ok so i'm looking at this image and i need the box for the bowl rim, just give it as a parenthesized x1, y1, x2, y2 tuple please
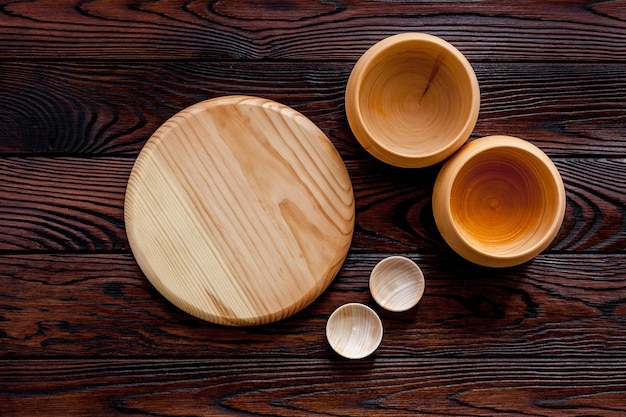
(345, 32, 481, 168)
(432, 135, 566, 267)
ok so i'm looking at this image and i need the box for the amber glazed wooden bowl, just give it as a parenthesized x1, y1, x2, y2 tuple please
(432, 136, 566, 268)
(345, 33, 480, 168)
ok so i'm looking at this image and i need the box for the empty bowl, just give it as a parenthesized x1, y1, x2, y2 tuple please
(345, 32, 480, 168)
(370, 256, 425, 312)
(432, 135, 566, 267)
(326, 303, 383, 359)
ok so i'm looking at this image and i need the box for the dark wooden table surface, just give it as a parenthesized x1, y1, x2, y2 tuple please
(2, 1, 626, 415)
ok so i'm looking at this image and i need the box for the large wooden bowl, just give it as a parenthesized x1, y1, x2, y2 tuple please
(432, 136, 566, 268)
(345, 33, 480, 168)
(124, 96, 355, 326)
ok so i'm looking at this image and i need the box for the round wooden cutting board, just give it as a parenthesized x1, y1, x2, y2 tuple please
(124, 96, 355, 326)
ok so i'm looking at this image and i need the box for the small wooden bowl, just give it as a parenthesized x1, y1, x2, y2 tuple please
(326, 303, 383, 359)
(345, 32, 480, 168)
(370, 256, 425, 312)
(432, 135, 566, 268)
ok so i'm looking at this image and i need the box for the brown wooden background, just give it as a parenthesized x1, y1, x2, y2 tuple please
(2, 0, 626, 415)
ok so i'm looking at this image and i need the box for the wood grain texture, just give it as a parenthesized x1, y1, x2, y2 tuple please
(0, 0, 625, 61)
(1, 253, 625, 358)
(2, 1, 626, 415)
(1, 156, 626, 254)
(0, 157, 129, 251)
(1, 62, 624, 156)
(2, 357, 626, 416)
(124, 96, 354, 325)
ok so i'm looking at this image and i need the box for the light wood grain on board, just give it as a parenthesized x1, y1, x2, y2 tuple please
(124, 96, 354, 326)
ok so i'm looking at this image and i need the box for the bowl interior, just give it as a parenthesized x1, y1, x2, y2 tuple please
(370, 256, 425, 312)
(358, 38, 476, 158)
(326, 303, 383, 359)
(449, 146, 562, 258)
